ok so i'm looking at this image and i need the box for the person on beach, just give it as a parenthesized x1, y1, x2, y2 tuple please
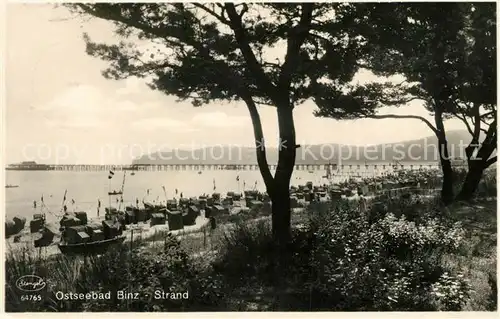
(63, 205, 67, 213)
(210, 216, 216, 230)
(136, 198, 139, 207)
(33, 200, 37, 209)
(359, 192, 368, 217)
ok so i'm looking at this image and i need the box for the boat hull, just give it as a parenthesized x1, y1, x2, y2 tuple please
(58, 236, 126, 255)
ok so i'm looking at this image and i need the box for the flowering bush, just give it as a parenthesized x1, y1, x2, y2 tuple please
(430, 272, 470, 310)
(301, 205, 469, 310)
(369, 194, 443, 224)
(378, 214, 465, 252)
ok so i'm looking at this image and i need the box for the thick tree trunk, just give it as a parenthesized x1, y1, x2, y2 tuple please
(434, 110, 454, 205)
(456, 163, 484, 201)
(457, 128, 496, 201)
(271, 184, 292, 244)
(439, 145, 455, 205)
(271, 104, 296, 245)
(242, 96, 296, 245)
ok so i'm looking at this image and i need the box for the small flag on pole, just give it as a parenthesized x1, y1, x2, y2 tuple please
(108, 170, 115, 179)
(162, 186, 167, 199)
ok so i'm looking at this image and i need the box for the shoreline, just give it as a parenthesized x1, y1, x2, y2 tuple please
(5, 185, 439, 258)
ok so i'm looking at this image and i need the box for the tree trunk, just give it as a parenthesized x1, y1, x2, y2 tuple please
(456, 162, 484, 201)
(434, 110, 454, 205)
(242, 96, 296, 245)
(457, 128, 496, 201)
(439, 146, 455, 205)
(271, 104, 296, 245)
(271, 183, 292, 245)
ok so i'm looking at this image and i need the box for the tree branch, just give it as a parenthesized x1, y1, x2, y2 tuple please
(192, 3, 229, 25)
(278, 3, 314, 91)
(365, 114, 438, 135)
(224, 3, 277, 101)
(485, 156, 497, 168)
(453, 111, 474, 137)
(240, 95, 275, 191)
(481, 110, 496, 119)
(471, 102, 481, 141)
(483, 120, 497, 147)
(378, 96, 424, 105)
(76, 4, 212, 59)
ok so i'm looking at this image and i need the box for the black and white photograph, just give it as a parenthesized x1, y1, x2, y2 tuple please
(3, 1, 498, 312)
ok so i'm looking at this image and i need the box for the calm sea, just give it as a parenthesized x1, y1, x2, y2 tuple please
(5, 163, 437, 223)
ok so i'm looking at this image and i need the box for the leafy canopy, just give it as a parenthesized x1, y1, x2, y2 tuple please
(313, 2, 496, 124)
(68, 3, 371, 108)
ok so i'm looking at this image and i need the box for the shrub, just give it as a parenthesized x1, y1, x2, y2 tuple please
(369, 193, 442, 224)
(487, 272, 498, 311)
(5, 235, 228, 312)
(5, 249, 68, 312)
(304, 208, 468, 311)
(72, 234, 227, 311)
(211, 198, 470, 311)
(482, 168, 497, 197)
(430, 272, 470, 311)
(453, 167, 497, 199)
(213, 220, 274, 283)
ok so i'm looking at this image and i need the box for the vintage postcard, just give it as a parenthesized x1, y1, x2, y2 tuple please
(2, 1, 497, 313)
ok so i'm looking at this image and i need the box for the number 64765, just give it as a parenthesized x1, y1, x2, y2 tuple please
(21, 294, 41, 302)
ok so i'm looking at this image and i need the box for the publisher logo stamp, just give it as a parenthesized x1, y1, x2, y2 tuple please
(15, 275, 46, 292)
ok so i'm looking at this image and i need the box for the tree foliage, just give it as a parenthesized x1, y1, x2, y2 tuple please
(314, 2, 496, 148)
(69, 3, 369, 108)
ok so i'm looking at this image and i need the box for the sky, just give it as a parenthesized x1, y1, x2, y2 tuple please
(5, 3, 466, 165)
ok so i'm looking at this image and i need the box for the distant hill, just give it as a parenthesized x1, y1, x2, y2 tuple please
(133, 130, 477, 165)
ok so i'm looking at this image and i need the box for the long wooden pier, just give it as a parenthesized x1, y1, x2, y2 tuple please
(44, 163, 440, 172)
